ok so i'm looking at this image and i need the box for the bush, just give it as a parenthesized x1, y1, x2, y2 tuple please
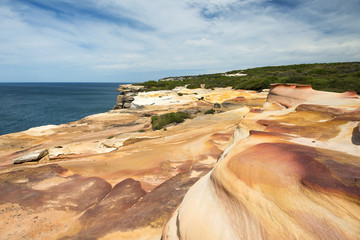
(135, 62, 360, 94)
(177, 93, 183, 96)
(151, 111, 190, 130)
(205, 109, 215, 114)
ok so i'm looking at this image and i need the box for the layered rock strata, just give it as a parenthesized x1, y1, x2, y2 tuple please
(1, 84, 359, 239)
(162, 84, 360, 240)
(0, 87, 266, 239)
(113, 84, 143, 109)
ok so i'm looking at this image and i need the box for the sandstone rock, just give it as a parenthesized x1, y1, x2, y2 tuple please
(162, 84, 360, 240)
(3, 84, 358, 240)
(267, 83, 359, 108)
(352, 123, 360, 145)
(124, 96, 135, 102)
(116, 84, 144, 93)
(116, 95, 125, 104)
(113, 104, 122, 110)
(13, 149, 49, 164)
(123, 102, 132, 108)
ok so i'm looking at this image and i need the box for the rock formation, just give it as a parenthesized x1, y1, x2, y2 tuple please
(162, 84, 360, 240)
(113, 84, 144, 109)
(0, 87, 266, 239)
(12, 149, 49, 164)
(0, 84, 359, 240)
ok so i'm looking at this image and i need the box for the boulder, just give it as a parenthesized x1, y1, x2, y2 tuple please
(123, 102, 132, 108)
(214, 103, 221, 108)
(13, 149, 49, 164)
(124, 96, 135, 102)
(352, 123, 360, 145)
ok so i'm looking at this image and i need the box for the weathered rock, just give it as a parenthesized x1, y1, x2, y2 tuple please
(214, 103, 221, 108)
(13, 149, 49, 164)
(124, 96, 135, 102)
(116, 95, 125, 104)
(163, 84, 360, 240)
(2, 84, 359, 240)
(116, 84, 144, 93)
(114, 91, 136, 109)
(352, 123, 360, 145)
(123, 102, 132, 108)
(113, 104, 122, 109)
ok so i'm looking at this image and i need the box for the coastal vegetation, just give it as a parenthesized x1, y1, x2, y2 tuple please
(204, 109, 215, 114)
(134, 62, 360, 93)
(151, 111, 190, 130)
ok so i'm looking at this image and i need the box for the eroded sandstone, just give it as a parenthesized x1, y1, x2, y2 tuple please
(163, 84, 360, 240)
(1, 84, 359, 239)
(0, 87, 265, 239)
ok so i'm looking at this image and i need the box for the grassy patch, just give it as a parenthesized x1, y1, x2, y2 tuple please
(151, 111, 190, 130)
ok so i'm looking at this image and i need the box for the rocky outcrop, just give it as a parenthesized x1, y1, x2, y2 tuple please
(1, 84, 359, 240)
(267, 83, 358, 108)
(114, 84, 144, 109)
(116, 84, 144, 93)
(114, 94, 136, 109)
(0, 87, 266, 239)
(162, 84, 360, 240)
(12, 149, 49, 164)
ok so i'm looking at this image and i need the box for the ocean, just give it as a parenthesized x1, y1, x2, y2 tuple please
(0, 82, 126, 135)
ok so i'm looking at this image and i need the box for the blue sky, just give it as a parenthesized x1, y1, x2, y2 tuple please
(0, 0, 359, 82)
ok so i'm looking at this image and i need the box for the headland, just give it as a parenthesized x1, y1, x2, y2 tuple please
(0, 63, 359, 240)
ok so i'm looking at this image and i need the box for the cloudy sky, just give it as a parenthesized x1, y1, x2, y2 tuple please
(0, 0, 359, 82)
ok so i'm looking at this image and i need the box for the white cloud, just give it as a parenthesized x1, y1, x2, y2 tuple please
(0, 0, 359, 82)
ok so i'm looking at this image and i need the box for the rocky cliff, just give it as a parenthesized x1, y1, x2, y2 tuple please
(162, 84, 360, 240)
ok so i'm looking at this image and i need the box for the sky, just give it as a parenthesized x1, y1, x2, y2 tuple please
(0, 0, 359, 82)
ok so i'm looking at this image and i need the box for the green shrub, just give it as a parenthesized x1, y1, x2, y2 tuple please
(205, 109, 215, 114)
(177, 93, 183, 96)
(151, 111, 190, 130)
(135, 62, 360, 94)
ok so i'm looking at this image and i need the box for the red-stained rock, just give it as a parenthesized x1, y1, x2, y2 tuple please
(0, 164, 112, 212)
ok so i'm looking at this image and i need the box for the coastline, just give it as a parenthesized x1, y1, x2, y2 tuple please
(0, 82, 122, 135)
(0, 83, 359, 239)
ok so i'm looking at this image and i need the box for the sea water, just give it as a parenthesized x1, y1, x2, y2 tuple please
(0, 82, 127, 135)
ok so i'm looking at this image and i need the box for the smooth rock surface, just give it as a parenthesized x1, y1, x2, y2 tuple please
(12, 149, 49, 164)
(163, 85, 360, 240)
(0, 87, 266, 239)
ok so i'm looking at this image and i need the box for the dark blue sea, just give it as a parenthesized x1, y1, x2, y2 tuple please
(0, 82, 127, 135)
